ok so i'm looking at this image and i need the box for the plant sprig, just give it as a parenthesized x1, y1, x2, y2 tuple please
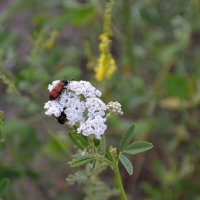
(68, 124, 153, 200)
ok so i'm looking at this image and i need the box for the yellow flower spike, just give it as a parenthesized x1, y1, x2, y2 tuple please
(95, 0, 116, 81)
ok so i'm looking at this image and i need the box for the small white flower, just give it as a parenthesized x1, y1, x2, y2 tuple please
(64, 99, 86, 125)
(77, 116, 107, 139)
(107, 101, 123, 115)
(44, 100, 63, 117)
(86, 98, 107, 118)
(68, 81, 101, 98)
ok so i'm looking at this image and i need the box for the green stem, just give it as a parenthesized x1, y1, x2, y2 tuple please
(114, 164, 128, 200)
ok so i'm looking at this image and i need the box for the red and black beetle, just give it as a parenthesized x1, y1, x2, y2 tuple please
(49, 80, 69, 100)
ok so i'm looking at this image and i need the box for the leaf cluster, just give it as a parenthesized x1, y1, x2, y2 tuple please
(68, 124, 153, 177)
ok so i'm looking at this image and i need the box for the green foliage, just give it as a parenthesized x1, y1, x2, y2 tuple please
(0, 72, 19, 96)
(164, 74, 191, 98)
(124, 141, 153, 155)
(0, 164, 39, 185)
(0, 111, 10, 143)
(119, 154, 133, 175)
(67, 162, 118, 200)
(69, 131, 89, 150)
(119, 124, 135, 151)
(0, 111, 3, 142)
(99, 135, 107, 155)
(0, 178, 9, 197)
(42, 131, 70, 159)
(118, 124, 152, 176)
(67, 125, 151, 200)
(64, 4, 96, 26)
(70, 155, 95, 168)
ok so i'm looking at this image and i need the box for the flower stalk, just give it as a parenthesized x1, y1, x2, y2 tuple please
(109, 146, 128, 200)
(95, 0, 116, 81)
(114, 163, 128, 200)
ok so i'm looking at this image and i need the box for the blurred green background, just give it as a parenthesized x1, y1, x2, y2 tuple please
(0, 0, 200, 199)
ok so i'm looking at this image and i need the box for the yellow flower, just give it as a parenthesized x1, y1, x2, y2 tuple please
(95, 0, 116, 81)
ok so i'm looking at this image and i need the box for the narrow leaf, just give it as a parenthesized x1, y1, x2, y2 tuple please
(124, 141, 153, 155)
(70, 155, 95, 167)
(119, 124, 135, 151)
(68, 132, 84, 150)
(92, 160, 96, 170)
(119, 154, 133, 175)
(105, 152, 113, 164)
(0, 178, 9, 197)
(99, 135, 107, 154)
(79, 134, 89, 147)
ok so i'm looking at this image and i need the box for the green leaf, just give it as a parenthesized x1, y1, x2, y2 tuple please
(70, 155, 95, 167)
(119, 155, 133, 175)
(99, 135, 107, 154)
(105, 152, 113, 163)
(0, 178, 9, 197)
(79, 134, 89, 148)
(119, 124, 135, 152)
(68, 131, 86, 150)
(124, 141, 153, 155)
(92, 160, 96, 170)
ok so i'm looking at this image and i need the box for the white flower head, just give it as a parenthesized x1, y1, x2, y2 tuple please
(86, 98, 107, 118)
(68, 81, 102, 98)
(44, 80, 107, 139)
(77, 116, 107, 139)
(107, 101, 123, 116)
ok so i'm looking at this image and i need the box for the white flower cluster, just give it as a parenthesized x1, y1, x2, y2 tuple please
(106, 101, 123, 116)
(44, 80, 107, 139)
